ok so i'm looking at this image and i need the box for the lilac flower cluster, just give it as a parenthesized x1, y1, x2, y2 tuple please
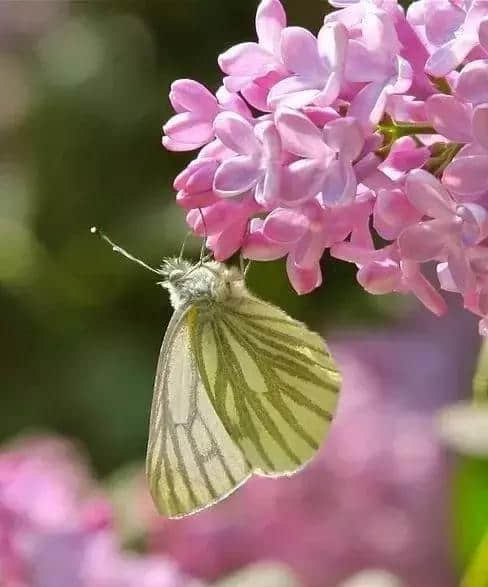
(0, 436, 204, 587)
(162, 0, 488, 333)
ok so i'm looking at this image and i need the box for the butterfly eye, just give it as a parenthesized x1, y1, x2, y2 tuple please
(169, 269, 185, 282)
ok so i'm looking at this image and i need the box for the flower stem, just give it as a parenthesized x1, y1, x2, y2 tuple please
(429, 75, 452, 95)
(424, 143, 462, 176)
(376, 119, 437, 158)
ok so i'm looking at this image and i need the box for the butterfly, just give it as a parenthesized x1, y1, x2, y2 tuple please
(91, 228, 341, 518)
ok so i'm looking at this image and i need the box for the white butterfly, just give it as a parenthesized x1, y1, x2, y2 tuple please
(92, 228, 341, 518)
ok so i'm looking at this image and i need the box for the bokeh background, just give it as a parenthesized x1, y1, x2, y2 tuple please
(1, 1, 487, 586)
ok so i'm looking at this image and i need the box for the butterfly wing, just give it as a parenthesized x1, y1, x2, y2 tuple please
(195, 294, 341, 476)
(146, 304, 251, 518)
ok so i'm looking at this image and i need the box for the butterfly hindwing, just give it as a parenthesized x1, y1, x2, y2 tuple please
(146, 305, 250, 518)
(196, 293, 341, 476)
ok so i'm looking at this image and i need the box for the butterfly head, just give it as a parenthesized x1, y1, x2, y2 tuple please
(159, 257, 245, 309)
(159, 258, 194, 283)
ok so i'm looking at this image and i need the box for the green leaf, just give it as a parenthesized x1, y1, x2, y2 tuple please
(461, 529, 488, 587)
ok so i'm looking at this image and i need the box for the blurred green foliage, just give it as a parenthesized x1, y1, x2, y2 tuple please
(1, 0, 402, 475)
(453, 457, 488, 571)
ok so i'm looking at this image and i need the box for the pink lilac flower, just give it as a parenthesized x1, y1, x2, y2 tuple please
(419, 0, 488, 77)
(345, 9, 413, 129)
(398, 169, 488, 292)
(443, 145, 488, 198)
(218, 0, 287, 111)
(187, 197, 261, 261)
(161, 0, 488, 333)
(212, 112, 283, 208)
(244, 195, 373, 294)
(267, 22, 348, 109)
(163, 81, 250, 151)
(275, 108, 364, 206)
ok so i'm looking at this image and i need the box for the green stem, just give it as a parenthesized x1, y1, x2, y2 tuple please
(424, 143, 462, 176)
(429, 75, 452, 95)
(376, 119, 438, 158)
(389, 122, 438, 137)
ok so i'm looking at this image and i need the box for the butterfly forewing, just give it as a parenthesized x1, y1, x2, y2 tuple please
(197, 293, 341, 476)
(146, 305, 251, 518)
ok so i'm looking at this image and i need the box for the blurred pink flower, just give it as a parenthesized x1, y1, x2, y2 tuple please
(0, 436, 202, 587)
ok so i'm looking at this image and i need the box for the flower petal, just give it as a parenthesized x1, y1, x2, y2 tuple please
(267, 77, 320, 109)
(263, 208, 308, 243)
(401, 260, 447, 316)
(405, 169, 455, 218)
(213, 156, 260, 198)
(320, 159, 357, 206)
(345, 41, 383, 83)
(381, 137, 430, 178)
(324, 117, 364, 161)
(425, 95, 473, 143)
(457, 203, 488, 245)
(218, 42, 274, 77)
(398, 219, 453, 261)
(443, 155, 488, 197)
(176, 189, 218, 209)
(446, 246, 469, 293)
(163, 112, 214, 148)
(373, 188, 422, 240)
(216, 85, 252, 118)
(425, 36, 477, 77)
(293, 231, 325, 270)
(256, 0, 287, 55)
(357, 259, 401, 294)
(275, 107, 328, 158)
(208, 221, 247, 261)
(456, 59, 488, 106)
(279, 27, 325, 78)
(214, 112, 260, 156)
(317, 22, 348, 73)
(472, 104, 488, 151)
(187, 201, 237, 236)
(424, 0, 465, 46)
(348, 80, 389, 130)
(480, 18, 488, 53)
(255, 163, 281, 209)
(279, 159, 326, 205)
(242, 218, 288, 260)
(286, 255, 322, 294)
(169, 79, 218, 117)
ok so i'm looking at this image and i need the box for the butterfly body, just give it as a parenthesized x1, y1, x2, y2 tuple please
(147, 258, 341, 518)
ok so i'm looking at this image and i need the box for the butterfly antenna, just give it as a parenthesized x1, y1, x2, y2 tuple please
(90, 227, 161, 275)
(178, 231, 192, 262)
(239, 254, 252, 279)
(197, 208, 208, 264)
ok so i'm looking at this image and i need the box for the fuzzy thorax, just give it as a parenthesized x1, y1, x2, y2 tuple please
(159, 258, 246, 309)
